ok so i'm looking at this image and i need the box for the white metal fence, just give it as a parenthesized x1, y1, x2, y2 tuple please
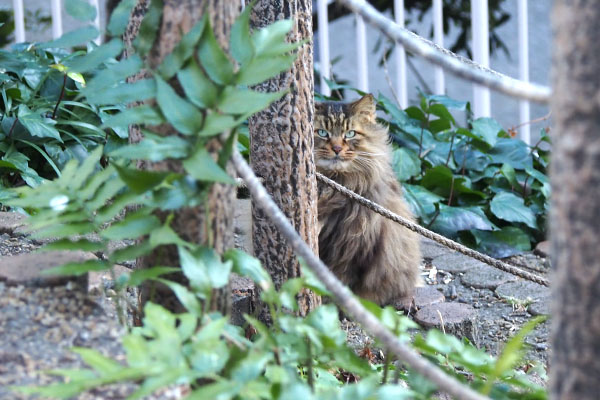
(7, 0, 534, 144)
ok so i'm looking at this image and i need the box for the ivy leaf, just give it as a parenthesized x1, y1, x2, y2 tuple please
(429, 204, 496, 238)
(490, 191, 537, 229)
(155, 76, 203, 135)
(17, 104, 61, 141)
(500, 163, 520, 191)
(392, 147, 421, 181)
(177, 58, 218, 108)
(183, 147, 236, 184)
(403, 184, 443, 219)
(198, 18, 234, 85)
(471, 118, 502, 148)
(429, 103, 455, 125)
(471, 226, 531, 258)
(217, 86, 286, 117)
(65, 0, 97, 21)
(488, 138, 533, 170)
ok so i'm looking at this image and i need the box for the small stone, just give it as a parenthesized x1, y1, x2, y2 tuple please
(534, 241, 550, 258)
(0, 212, 27, 234)
(420, 238, 449, 260)
(0, 251, 94, 289)
(495, 280, 549, 303)
(528, 297, 550, 316)
(461, 265, 518, 290)
(413, 286, 445, 310)
(414, 302, 479, 346)
(431, 253, 488, 274)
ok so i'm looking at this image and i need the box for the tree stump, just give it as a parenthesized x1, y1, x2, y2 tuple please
(414, 302, 479, 346)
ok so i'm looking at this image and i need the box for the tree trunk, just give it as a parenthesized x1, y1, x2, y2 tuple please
(123, 0, 239, 314)
(550, 1, 600, 398)
(249, 0, 321, 317)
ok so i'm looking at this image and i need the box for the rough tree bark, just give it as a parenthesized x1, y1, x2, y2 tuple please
(550, 1, 600, 398)
(122, 0, 239, 314)
(249, 0, 321, 316)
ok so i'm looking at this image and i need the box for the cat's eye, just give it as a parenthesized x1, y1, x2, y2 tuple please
(316, 129, 329, 138)
(345, 130, 356, 139)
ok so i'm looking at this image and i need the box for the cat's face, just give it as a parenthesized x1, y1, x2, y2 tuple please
(314, 94, 385, 173)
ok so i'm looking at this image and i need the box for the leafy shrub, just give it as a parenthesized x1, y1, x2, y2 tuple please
(7, 1, 548, 399)
(379, 94, 550, 258)
(0, 8, 131, 194)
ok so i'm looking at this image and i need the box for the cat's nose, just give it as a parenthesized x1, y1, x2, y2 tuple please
(332, 145, 342, 154)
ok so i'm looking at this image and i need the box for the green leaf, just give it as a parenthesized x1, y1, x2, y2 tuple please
(103, 105, 164, 128)
(218, 86, 286, 117)
(230, 0, 255, 65)
(177, 58, 218, 108)
(183, 147, 235, 184)
(471, 118, 502, 148)
(429, 103, 455, 125)
(198, 18, 234, 84)
(70, 146, 103, 191)
(500, 163, 520, 190)
(158, 18, 206, 79)
(109, 133, 188, 161)
(17, 104, 61, 141)
(149, 223, 189, 248)
(134, 0, 163, 57)
(44, 259, 109, 276)
(426, 94, 469, 110)
(251, 19, 294, 56)
(126, 266, 179, 287)
(155, 75, 203, 135)
(71, 347, 121, 374)
(66, 39, 123, 73)
(65, 0, 97, 21)
(483, 316, 546, 395)
(223, 249, 272, 290)
(403, 184, 443, 218)
(107, 0, 137, 36)
(85, 78, 156, 105)
(490, 191, 537, 229)
(199, 113, 238, 137)
(392, 147, 421, 181)
(101, 213, 161, 240)
(488, 138, 533, 170)
(114, 164, 171, 194)
(471, 226, 531, 258)
(157, 278, 203, 315)
(231, 352, 272, 383)
(85, 56, 143, 92)
(235, 54, 296, 86)
(39, 26, 100, 49)
(42, 238, 106, 252)
(429, 204, 496, 238)
(421, 165, 486, 199)
(178, 245, 210, 292)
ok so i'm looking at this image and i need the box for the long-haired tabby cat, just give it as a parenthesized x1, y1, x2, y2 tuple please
(314, 94, 421, 306)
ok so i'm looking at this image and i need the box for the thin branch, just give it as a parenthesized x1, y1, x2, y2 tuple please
(52, 74, 67, 120)
(335, 0, 551, 103)
(232, 150, 490, 400)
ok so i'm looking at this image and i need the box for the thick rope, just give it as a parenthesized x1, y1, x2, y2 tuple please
(232, 151, 490, 400)
(316, 172, 550, 287)
(335, 0, 551, 104)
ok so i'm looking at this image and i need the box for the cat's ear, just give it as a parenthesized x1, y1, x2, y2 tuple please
(350, 94, 376, 121)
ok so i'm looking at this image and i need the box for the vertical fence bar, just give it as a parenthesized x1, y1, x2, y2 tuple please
(317, 0, 331, 96)
(12, 0, 25, 43)
(470, 0, 491, 117)
(518, 0, 531, 144)
(394, 0, 407, 108)
(356, 14, 369, 92)
(433, 0, 445, 95)
(51, 0, 63, 39)
(89, 0, 101, 44)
